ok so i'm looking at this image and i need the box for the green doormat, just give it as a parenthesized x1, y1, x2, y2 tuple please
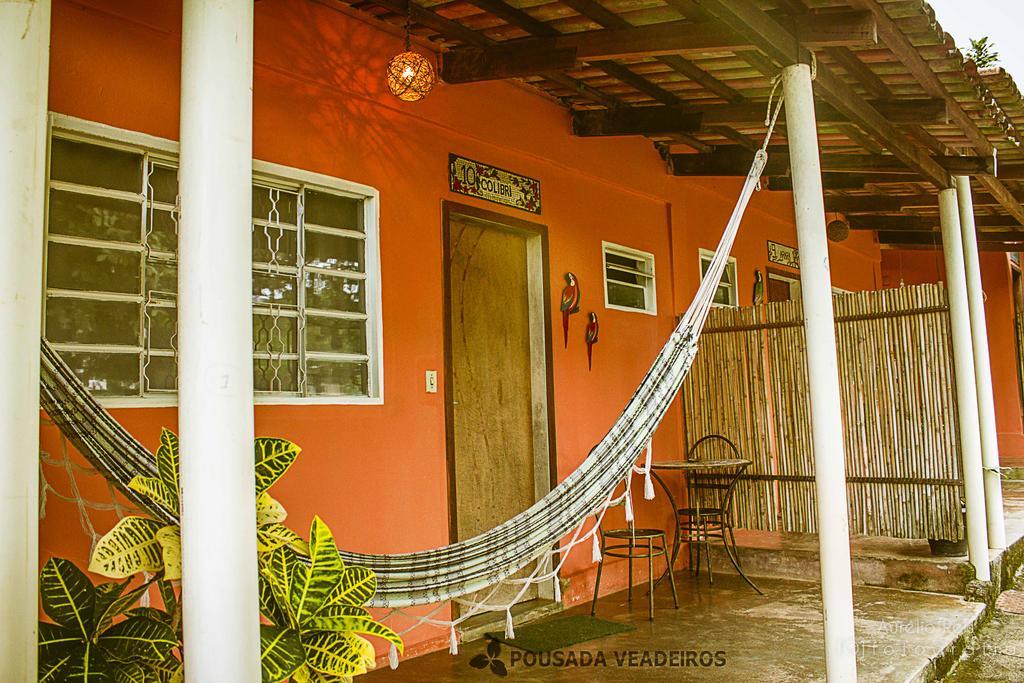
(485, 615, 635, 653)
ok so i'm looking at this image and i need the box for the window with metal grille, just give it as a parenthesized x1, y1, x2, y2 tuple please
(602, 241, 657, 314)
(699, 248, 738, 307)
(44, 120, 382, 404)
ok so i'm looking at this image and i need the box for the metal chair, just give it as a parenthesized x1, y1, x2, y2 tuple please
(677, 435, 762, 594)
(590, 523, 679, 621)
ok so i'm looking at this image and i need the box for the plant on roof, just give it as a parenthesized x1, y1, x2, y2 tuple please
(966, 36, 1000, 69)
(38, 558, 180, 682)
(46, 428, 402, 682)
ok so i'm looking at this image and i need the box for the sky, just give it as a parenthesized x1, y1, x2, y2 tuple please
(926, 0, 1024, 78)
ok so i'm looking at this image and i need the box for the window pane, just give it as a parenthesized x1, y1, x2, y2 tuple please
(304, 272, 365, 313)
(606, 267, 650, 287)
(252, 186, 298, 225)
(147, 165, 178, 205)
(252, 225, 298, 267)
(713, 284, 733, 306)
(721, 263, 735, 285)
(47, 242, 141, 294)
(50, 138, 142, 193)
(608, 281, 646, 310)
(146, 260, 177, 297)
(254, 358, 299, 393)
(306, 316, 366, 354)
(304, 190, 363, 232)
(46, 298, 140, 346)
(49, 189, 142, 243)
(144, 355, 176, 392)
(306, 360, 367, 396)
(305, 231, 364, 273)
(147, 209, 177, 253)
(146, 307, 176, 350)
(253, 272, 298, 306)
(59, 350, 139, 397)
(253, 314, 298, 355)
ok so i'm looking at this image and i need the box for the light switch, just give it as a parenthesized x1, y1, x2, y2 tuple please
(425, 370, 438, 393)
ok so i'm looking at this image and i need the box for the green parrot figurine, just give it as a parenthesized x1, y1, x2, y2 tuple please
(753, 269, 765, 305)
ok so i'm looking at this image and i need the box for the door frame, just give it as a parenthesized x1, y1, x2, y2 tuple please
(441, 200, 558, 546)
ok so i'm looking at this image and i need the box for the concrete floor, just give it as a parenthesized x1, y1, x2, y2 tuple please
(369, 573, 983, 682)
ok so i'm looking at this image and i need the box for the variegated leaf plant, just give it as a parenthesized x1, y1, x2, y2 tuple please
(38, 558, 181, 682)
(90, 429, 306, 580)
(258, 517, 403, 683)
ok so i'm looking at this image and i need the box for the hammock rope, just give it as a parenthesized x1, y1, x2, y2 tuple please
(39, 100, 782, 659)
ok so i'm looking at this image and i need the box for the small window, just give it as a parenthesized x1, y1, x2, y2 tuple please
(699, 249, 738, 307)
(603, 242, 656, 314)
(767, 271, 801, 303)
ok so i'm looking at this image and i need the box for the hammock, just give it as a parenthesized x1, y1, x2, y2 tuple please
(40, 134, 774, 646)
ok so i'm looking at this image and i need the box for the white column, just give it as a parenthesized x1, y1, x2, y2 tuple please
(939, 187, 991, 581)
(781, 63, 858, 682)
(0, 1, 50, 680)
(956, 176, 1007, 550)
(178, 1, 260, 681)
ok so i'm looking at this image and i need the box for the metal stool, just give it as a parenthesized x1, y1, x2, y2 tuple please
(590, 527, 679, 621)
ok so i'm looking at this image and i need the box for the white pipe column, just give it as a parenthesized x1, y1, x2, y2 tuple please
(781, 63, 858, 682)
(955, 175, 1007, 550)
(939, 187, 991, 581)
(0, 1, 50, 679)
(178, 1, 260, 680)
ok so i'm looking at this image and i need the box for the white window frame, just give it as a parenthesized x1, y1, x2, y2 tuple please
(698, 248, 738, 308)
(602, 241, 657, 316)
(767, 270, 801, 302)
(45, 113, 384, 408)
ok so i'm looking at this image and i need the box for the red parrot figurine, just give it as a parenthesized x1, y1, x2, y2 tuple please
(559, 272, 581, 348)
(585, 312, 599, 370)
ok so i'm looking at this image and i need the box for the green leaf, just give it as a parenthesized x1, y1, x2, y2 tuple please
(263, 546, 300, 626)
(39, 621, 82, 676)
(99, 616, 178, 663)
(259, 625, 305, 683)
(64, 641, 112, 682)
(155, 429, 180, 499)
(259, 573, 289, 627)
(155, 525, 182, 581)
(257, 523, 308, 555)
(256, 492, 288, 526)
(128, 477, 179, 514)
(322, 565, 376, 609)
(90, 516, 165, 579)
(112, 662, 151, 683)
(40, 558, 96, 637)
(254, 438, 301, 494)
(307, 608, 403, 651)
(157, 580, 178, 619)
(125, 607, 173, 626)
(293, 517, 343, 623)
(302, 632, 375, 677)
(94, 576, 157, 632)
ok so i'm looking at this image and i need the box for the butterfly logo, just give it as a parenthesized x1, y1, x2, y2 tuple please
(470, 639, 508, 677)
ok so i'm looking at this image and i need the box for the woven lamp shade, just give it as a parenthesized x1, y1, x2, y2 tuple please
(827, 219, 850, 242)
(386, 50, 436, 102)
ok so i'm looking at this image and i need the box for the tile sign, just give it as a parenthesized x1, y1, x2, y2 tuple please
(767, 240, 799, 269)
(449, 154, 541, 214)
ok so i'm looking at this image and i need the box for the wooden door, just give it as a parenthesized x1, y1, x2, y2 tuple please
(445, 209, 551, 604)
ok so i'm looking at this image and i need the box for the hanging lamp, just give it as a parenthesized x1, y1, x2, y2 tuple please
(386, 6, 436, 102)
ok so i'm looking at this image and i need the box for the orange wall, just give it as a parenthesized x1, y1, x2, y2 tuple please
(41, 0, 882, 658)
(881, 250, 1024, 462)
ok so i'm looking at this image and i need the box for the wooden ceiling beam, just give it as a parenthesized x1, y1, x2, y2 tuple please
(879, 231, 1024, 250)
(669, 148, 989, 177)
(569, 99, 947, 136)
(443, 12, 876, 66)
(825, 192, 1011, 213)
(695, 0, 951, 189)
(849, 215, 1021, 231)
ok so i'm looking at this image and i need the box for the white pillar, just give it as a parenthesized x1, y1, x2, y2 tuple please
(0, 1, 50, 679)
(781, 63, 858, 682)
(178, 1, 260, 681)
(956, 176, 1007, 550)
(939, 187, 991, 580)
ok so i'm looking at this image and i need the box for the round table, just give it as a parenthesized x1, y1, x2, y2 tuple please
(649, 458, 763, 595)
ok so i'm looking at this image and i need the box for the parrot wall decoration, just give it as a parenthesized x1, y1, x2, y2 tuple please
(559, 272, 581, 348)
(585, 312, 599, 370)
(753, 269, 765, 305)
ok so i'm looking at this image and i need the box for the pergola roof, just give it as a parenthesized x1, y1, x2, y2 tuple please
(346, 0, 1024, 250)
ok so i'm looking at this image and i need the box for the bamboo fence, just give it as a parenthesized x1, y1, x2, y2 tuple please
(682, 283, 964, 541)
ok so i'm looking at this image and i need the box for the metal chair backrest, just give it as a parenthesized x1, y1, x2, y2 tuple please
(685, 435, 746, 514)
